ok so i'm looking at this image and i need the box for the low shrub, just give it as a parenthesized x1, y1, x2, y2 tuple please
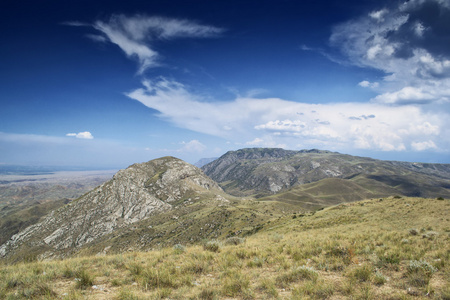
(203, 240, 221, 253)
(173, 244, 186, 254)
(407, 260, 437, 275)
(406, 260, 437, 287)
(409, 228, 419, 235)
(373, 270, 387, 285)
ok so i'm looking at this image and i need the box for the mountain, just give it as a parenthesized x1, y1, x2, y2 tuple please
(0, 156, 297, 261)
(3, 148, 449, 261)
(0, 157, 220, 259)
(194, 157, 219, 168)
(202, 148, 450, 200)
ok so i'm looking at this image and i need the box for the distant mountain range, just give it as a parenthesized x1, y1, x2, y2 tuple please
(1, 148, 449, 261)
(201, 148, 450, 202)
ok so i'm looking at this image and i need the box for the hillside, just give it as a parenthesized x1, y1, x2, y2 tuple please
(0, 170, 114, 247)
(1, 197, 448, 299)
(202, 148, 450, 200)
(0, 156, 298, 262)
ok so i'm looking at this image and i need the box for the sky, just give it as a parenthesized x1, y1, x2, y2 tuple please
(1, 0, 449, 168)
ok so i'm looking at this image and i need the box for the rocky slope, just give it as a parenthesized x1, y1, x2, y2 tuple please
(202, 148, 450, 198)
(0, 157, 223, 260)
(0, 170, 115, 245)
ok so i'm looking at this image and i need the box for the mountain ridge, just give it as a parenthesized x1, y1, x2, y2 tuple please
(0, 157, 224, 260)
(2, 148, 450, 261)
(201, 148, 450, 198)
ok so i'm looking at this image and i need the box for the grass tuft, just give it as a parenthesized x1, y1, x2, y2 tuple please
(75, 268, 94, 290)
(348, 264, 372, 282)
(276, 265, 318, 287)
(203, 240, 221, 252)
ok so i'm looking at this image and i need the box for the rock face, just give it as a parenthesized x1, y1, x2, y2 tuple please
(202, 148, 450, 198)
(0, 157, 222, 259)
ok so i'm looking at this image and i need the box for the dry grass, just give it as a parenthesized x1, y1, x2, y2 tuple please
(0, 197, 448, 299)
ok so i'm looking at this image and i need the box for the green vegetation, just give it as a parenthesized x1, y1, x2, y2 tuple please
(0, 196, 448, 299)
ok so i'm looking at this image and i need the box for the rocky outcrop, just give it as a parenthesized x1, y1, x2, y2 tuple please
(0, 157, 222, 259)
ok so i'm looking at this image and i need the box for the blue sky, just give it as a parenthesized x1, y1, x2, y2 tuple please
(1, 0, 449, 168)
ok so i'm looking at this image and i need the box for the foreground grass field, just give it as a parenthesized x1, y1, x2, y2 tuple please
(1, 197, 448, 299)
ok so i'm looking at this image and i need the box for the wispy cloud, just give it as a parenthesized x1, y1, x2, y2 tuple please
(68, 14, 224, 74)
(358, 80, 379, 89)
(330, 0, 450, 105)
(66, 131, 94, 139)
(127, 78, 449, 153)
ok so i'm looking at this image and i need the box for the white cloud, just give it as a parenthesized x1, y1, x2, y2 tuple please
(411, 140, 437, 151)
(246, 138, 264, 145)
(331, 0, 450, 105)
(66, 131, 94, 139)
(70, 14, 224, 74)
(414, 21, 426, 37)
(245, 137, 286, 148)
(369, 9, 389, 22)
(372, 86, 436, 105)
(180, 140, 206, 152)
(358, 80, 379, 88)
(358, 81, 370, 88)
(62, 21, 89, 27)
(127, 78, 449, 153)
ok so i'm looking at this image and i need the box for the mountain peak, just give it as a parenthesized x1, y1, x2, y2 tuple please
(0, 157, 221, 259)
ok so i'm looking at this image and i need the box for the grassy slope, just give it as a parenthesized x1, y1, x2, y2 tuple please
(0, 199, 70, 245)
(1, 197, 448, 299)
(258, 177, 393, 210)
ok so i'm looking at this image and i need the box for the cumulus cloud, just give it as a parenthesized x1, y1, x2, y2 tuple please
(68, 14, 224, 74)
(66, 131, 94, 139)
(411, 140, 437, 151)
(180, 140, 206, 152)
(331, 0, 450, 105)
(127, 78, 449, 153)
